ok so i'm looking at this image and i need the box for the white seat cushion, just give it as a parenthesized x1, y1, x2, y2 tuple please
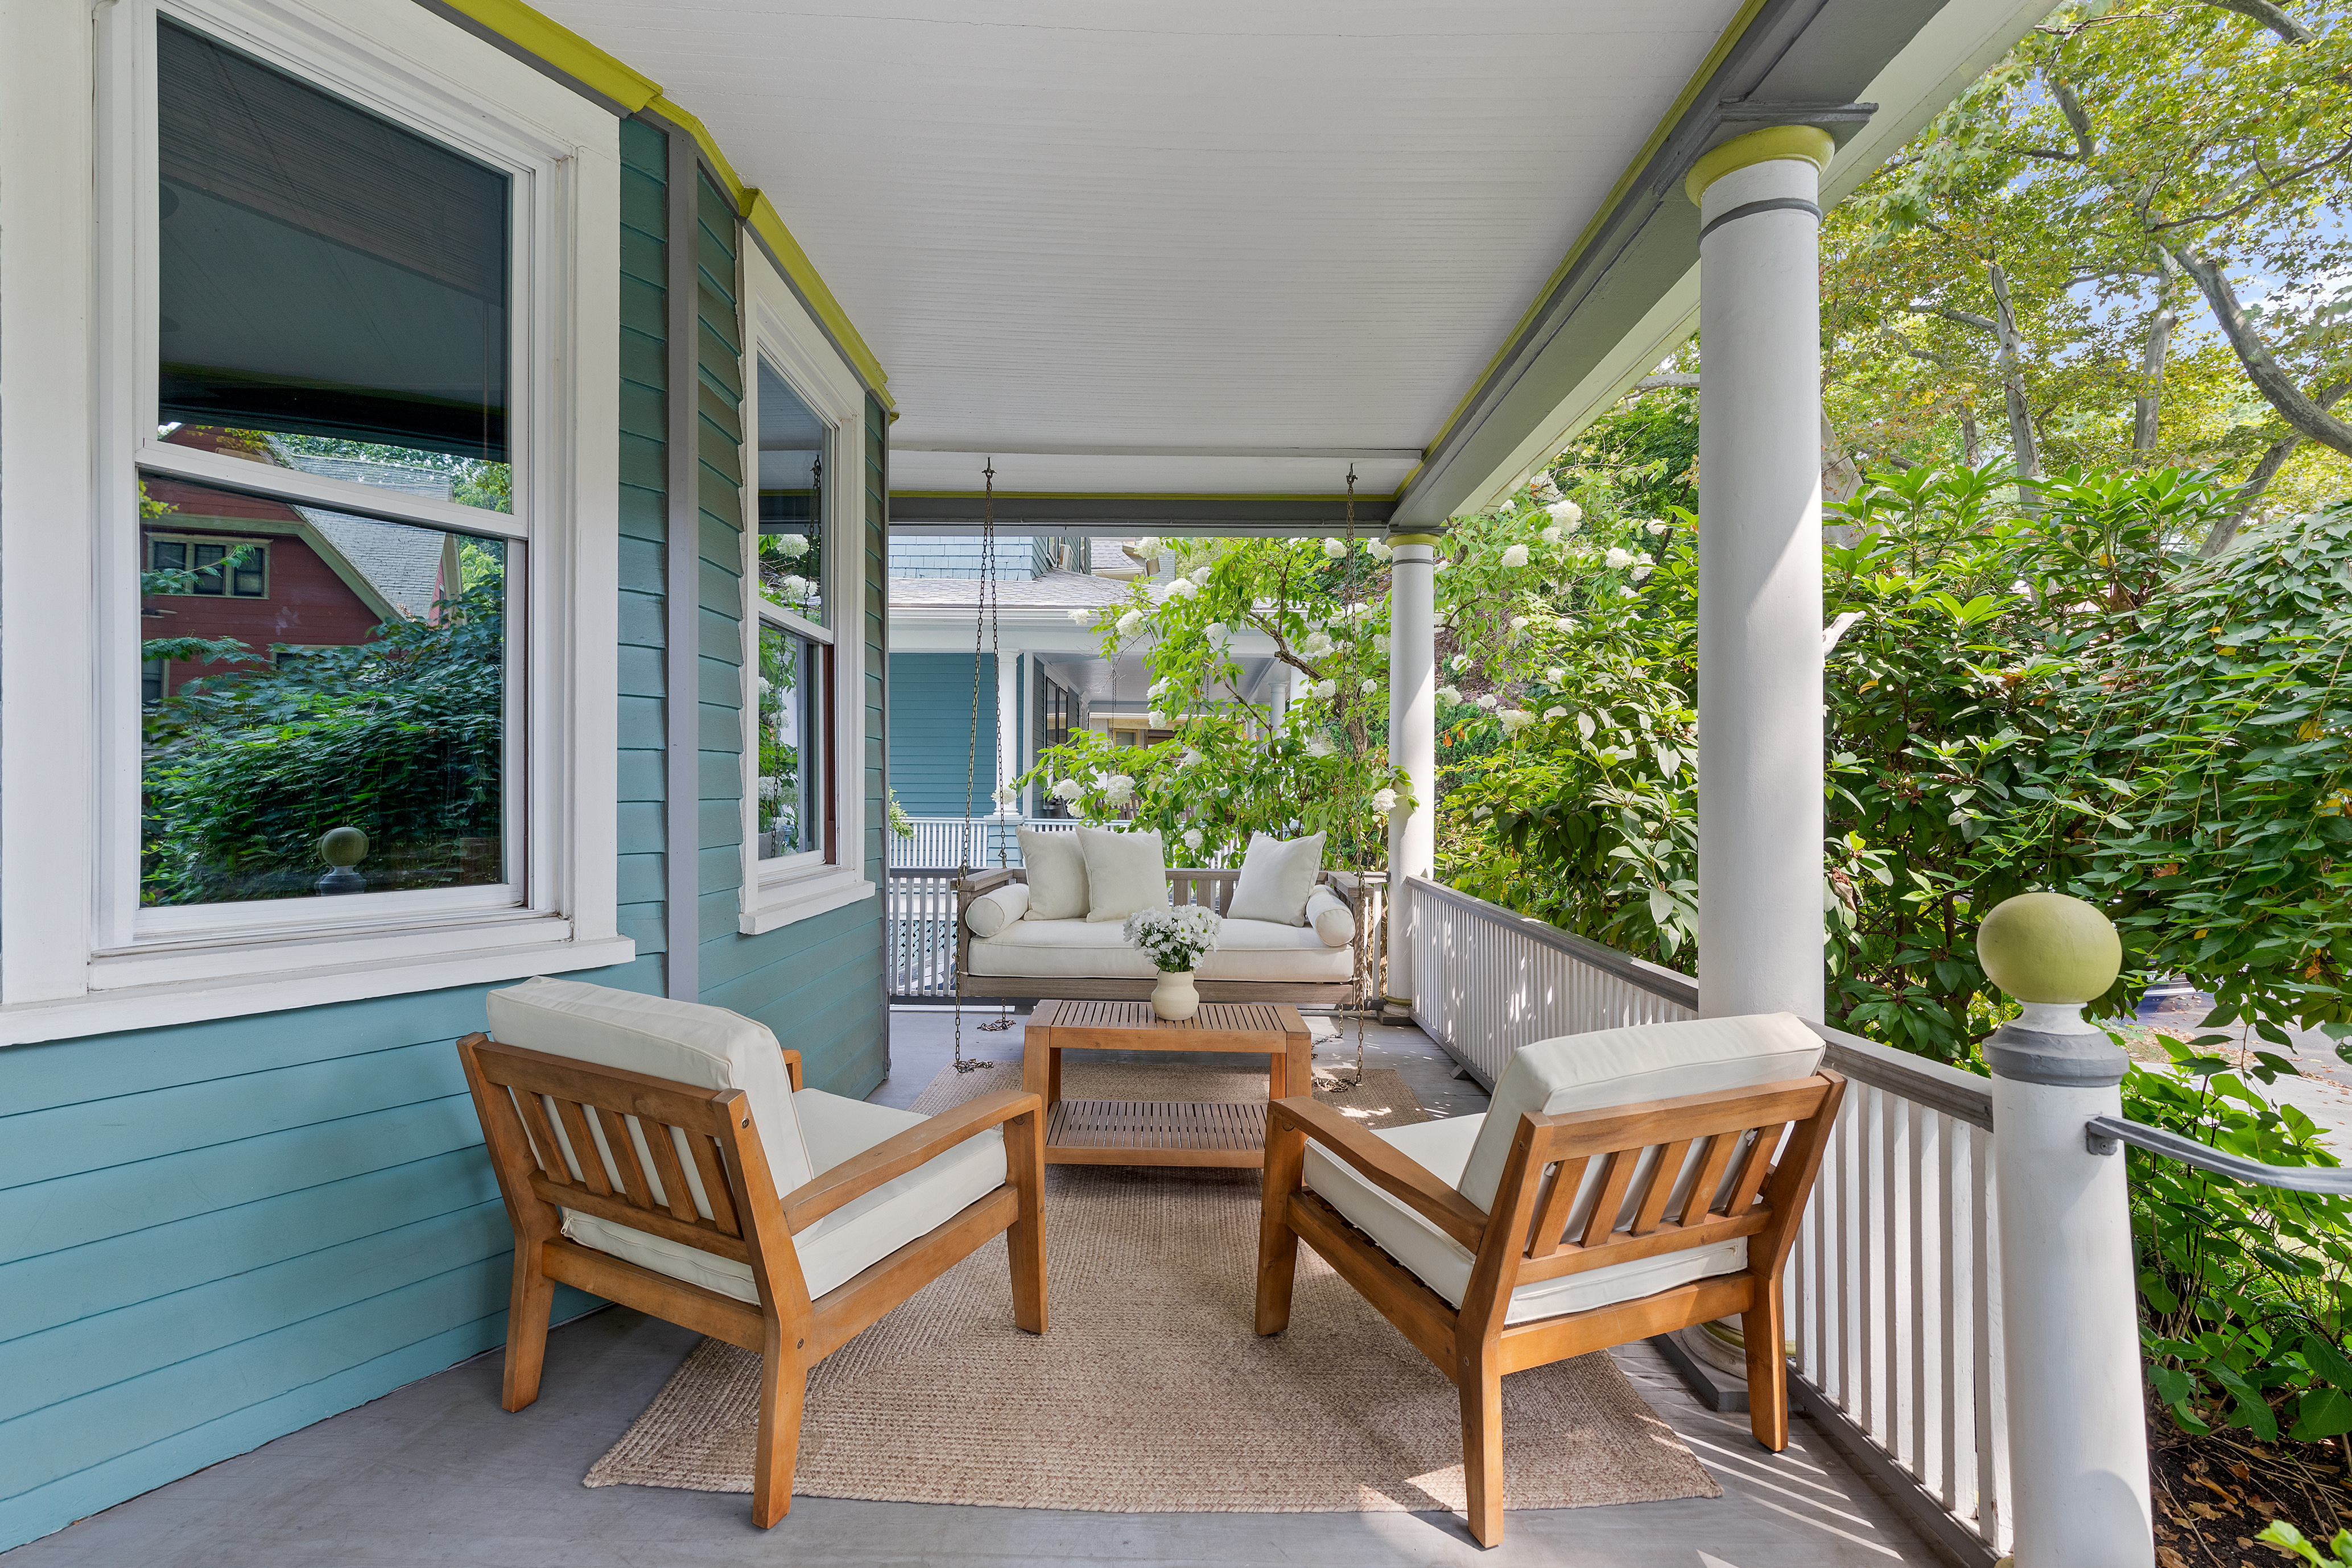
(564, 1087, 1008, 1305)
(965, 916, 1351, 982)
(1455, 1013, 1824, 1213)
(1303, 1116, 1749, 1326)
(486, 976, 814, 1194)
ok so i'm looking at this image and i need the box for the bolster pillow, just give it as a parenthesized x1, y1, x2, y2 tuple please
(965, 882, 1030, 938)
(1305, 888, 1355, 947)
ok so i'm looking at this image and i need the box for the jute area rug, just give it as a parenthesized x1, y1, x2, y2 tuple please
(584, 1059, 1720, 1514)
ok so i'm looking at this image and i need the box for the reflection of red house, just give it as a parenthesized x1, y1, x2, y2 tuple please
(143, 428, 456, 698)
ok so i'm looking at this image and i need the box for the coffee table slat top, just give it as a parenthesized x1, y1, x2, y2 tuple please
(1029, 998, 1306, 1052)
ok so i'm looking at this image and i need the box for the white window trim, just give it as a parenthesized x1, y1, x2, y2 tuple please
(0, 0, 629, 1045)
(738, 254, 873, 937)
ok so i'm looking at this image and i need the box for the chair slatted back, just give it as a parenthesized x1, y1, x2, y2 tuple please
(462, 1035, 777, 1268)
(1510, 1073, 1843, 1286)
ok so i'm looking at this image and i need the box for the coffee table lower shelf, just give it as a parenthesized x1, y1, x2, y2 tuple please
(1043, 1098, 1272, 1168)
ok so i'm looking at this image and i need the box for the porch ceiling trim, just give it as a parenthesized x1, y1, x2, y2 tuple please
(418, 0, 895, 408)
(889, 493, 1396, 537)
(1391, 0, 1942, 526)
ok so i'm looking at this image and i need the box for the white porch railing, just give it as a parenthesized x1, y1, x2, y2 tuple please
(1402, 875, 2012, 1565)
(892, 815, 1074, 870)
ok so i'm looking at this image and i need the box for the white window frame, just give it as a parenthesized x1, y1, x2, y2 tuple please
(0, 0, 628, 1043)
(738, 253, 872, 935)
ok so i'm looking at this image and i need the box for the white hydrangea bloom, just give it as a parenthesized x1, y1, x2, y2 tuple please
(1500, 543, 1530, 569)
(1645, 519, 1669, 535)
(1476, 693, 1499, 710)
(1604, 547, 1636, 570)
(1146, 709, 1169, 728)
(1051, 777, 1084, 801)
(773, 533, 810, 559)
(1322, 537, 1346, 559)
(1303, 735, 1336, 758)
(1178, 747, 1203, 769)
(1361, 678, 1378, 694)
(1101, 774, 1137, 807)
(1068, 608, 1094, 625)
(1190, 564, 1213, 585)
(1498, 708, 1536, 732)
(1373, 634, 1389, 655)
(1367, 539, 1393, 562)
(1116, 609, 1144, 636)
(758, 776, 781, 800)
(1632, 563, 1653, 580)
(1449, 653, 1471, 672)
(1438, 684, 1462, 705)
(1544, 666, 1565, 683)
(1546, 499, 1583, 527)
(1541, 525, 1562, 543)
(1510, 615, 1530, 630)
(1371, 787, 1398, 814)
(1204, 620, 1227, 639)
(1527, 473, 1563, 504)
(1301, 630, 1336, 659)
(1554, 616, 1578, 633)
(991, 785, 1017, 807)
(1182, 828, 1204, 851)
(1314, 679, 1340, 701)
(1136, 535, 1162, 555)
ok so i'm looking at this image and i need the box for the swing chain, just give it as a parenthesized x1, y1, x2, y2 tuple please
(952, 461, 1003, 1068)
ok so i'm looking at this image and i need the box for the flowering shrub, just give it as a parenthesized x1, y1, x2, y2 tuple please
(1124, 905, 1223, 972)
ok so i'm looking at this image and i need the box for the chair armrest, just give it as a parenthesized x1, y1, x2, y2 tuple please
(955, 868, 1022, 898)
(1268, 1096, 1488, 1251)
(781, 1050, 803, 1092)
(780, 1090, 1041, 1233)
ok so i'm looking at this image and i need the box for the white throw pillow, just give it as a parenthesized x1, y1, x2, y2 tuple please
(1018, 827, 1089, 920)
(964, 881, 1029, 937)
(1226, 831, 1326, 926)
(1077, 826, 1168, 923)
(1304, 887, 1355, 947)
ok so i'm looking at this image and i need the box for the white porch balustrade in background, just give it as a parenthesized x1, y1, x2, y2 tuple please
(1403, 874, 2014, 1565)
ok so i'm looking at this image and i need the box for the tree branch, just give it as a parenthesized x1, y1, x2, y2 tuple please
(2197, 0, 2313, 44)
(2204, 382, 2350, 555)
(1903, 302, 1999, 334)
(2169, 246, 2352, 459)
(2050, 77, 2099, 161)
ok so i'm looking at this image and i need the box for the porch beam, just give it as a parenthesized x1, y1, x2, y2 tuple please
(1691, 127, 1829, 1024)
(889, 494, 1394, 535)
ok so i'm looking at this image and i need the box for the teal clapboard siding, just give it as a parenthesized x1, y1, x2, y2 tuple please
(887, 653, 997, 816)
(0, 108, 888, 1549)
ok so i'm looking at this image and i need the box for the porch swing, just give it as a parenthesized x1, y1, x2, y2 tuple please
(948, 464, 1377, 1012)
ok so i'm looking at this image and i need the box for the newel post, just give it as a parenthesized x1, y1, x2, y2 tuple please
(1979, 892, 2152, 1568)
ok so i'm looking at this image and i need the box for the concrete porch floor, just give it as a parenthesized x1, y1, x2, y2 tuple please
(3, 1009, 1942, 1567)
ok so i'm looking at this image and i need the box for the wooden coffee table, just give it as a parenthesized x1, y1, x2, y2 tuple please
(1023, 998, 1312, 1168)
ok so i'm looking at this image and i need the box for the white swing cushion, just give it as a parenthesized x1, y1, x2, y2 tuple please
(1017, 826, 1090, 919)
(964, 881, 1029, 936)
(1302, 1115, 1751, 1326)
(965, 914, 1352, 982)
(1077, 826, 1169, 922)
(1303, 887, 1355, 947)
(562, 1089, 1008, 1305)
(1227, 831, 1326, 925)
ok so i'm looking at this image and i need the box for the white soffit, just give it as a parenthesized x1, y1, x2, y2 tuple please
(537, 1, 1746, 496)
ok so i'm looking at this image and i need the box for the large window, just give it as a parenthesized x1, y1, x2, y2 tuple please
(752, 357, 830, 867)
(756, 358, 823, 625)
(756, 625, 827, 860)
(139, 19, 516, 911)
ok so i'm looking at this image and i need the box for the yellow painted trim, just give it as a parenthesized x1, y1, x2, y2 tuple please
(740, 190, 894, 407)
(1385, 531, 1444, 544)
(1683, 125, 1834, 205)
(1408, 0, 1773, 472)
(434, 0, 661, 110)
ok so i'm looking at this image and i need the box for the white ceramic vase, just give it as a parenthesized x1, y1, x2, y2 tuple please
(1150, 968, 1199, 1021)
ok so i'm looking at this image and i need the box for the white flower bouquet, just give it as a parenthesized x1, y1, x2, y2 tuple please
(1123, 905, 1223, 974)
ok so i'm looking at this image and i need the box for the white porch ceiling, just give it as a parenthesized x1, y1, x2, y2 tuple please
(537, 1, 1747, 500)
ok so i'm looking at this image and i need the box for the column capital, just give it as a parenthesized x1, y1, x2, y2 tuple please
(1384, 523, 1447, 546)
(1683, 125, 1834, 206)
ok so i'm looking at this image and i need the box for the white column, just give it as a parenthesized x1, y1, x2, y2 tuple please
(1385, 535, 1438, 1003)
(1690, 127, 1830, 1022)
(995, 649, 1021, 815)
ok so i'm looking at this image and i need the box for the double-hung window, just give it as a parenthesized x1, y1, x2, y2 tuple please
(737, 255, 872, 934)
(0, 0, 626, 1038)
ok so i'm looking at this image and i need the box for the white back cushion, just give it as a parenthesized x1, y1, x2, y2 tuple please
(1017, 826, 1088, 919)
(1076, 826, 1167, 922)
(1454, 1012, 1823, 1215)
(485, 977, 816, 1196)
(1226, 831, 1325, 925)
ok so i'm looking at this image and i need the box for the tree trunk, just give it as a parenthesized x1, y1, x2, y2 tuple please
(1989, 265, 2042, 508)
(2202, 382, 2350, 556)
(2134, 302, 2177, 453)
(2170, 246, 2352, 459)
(1822, 409, 1864, 507)
(1959, 402, 1982, 465)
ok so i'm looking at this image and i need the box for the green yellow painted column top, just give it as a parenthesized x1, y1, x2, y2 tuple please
(1683, 125, 1835, 206)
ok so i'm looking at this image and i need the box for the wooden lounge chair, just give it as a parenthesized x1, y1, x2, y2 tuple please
(457, 977, 1046, 1528)
(1255, 1012, 1845, 1548)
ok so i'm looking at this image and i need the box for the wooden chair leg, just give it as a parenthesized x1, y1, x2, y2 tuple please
(1004, 1108, 1048, 1335)
(1458, 1349, 1506, 1548)
(501, 1241, 555, 1412)
(1255, 1122, 1307, 1335)
(1743, 1279, 1790, 1452)
(752, 1329, 807, 1529)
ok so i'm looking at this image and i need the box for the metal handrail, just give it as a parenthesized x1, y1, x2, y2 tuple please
(2085, 1115, 2352, 1194)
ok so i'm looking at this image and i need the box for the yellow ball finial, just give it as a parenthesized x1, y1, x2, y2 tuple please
(1976, 892, 2122, 1005)
(319, 827, 370, 868)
